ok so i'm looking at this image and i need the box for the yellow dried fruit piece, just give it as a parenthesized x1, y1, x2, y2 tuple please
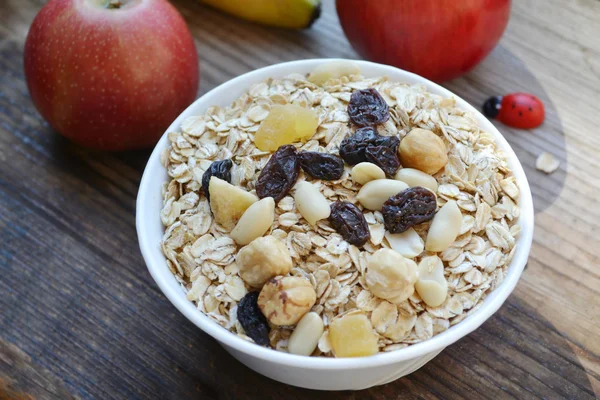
(254, 104, 319, 151)
(307, 61, 361, 86)
(209, 176, 258, 229)
(329, 312, 379, 358)
(237, 236, 293, 287)
(365, 249, 418, 304)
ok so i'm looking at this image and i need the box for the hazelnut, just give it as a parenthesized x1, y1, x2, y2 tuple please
(258, 276, 317, 325)
(398, 128, 448, 174)
(365, 248, 418, 304)
(237, 236, 293, 287)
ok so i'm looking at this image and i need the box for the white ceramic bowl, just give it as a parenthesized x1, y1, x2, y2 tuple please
(136, 59, 534, 391)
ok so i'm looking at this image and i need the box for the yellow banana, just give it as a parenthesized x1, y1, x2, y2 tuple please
(200, 0, 321, 29)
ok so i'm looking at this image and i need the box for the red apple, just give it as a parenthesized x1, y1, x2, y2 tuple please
(24, 0, 199, 151)
(336, 0, 511, 82)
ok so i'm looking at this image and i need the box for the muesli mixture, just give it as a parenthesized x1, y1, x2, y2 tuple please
(160, 61, 521, 357)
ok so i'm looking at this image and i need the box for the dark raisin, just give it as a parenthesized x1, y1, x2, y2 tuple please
(339, 126, 379, 165)
(237, 292, 270, 347)
(299, 152, 344, 180)
(374, 135, 400, 151)
(256, 144, 300, 203)
(339, 127, 400, 166)
(329, 201, 370, 246)
(202, 159, 233, 201)
(347, 88, 390, 127)
(382, 187, 436, 233)
(365, 145, 400, 176)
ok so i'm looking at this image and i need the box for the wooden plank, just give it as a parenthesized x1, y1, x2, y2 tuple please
(0, 340, 75, 400)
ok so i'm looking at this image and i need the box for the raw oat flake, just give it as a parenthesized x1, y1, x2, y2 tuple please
(159, 63, 520, 357)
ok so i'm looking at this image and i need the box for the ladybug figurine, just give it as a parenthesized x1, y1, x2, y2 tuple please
(483, 93, 545, 129)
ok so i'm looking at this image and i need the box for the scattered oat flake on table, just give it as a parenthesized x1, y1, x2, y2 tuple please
(536, 152, 560, 174)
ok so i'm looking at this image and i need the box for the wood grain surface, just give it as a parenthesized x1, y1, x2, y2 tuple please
(1, 0, 599, 399)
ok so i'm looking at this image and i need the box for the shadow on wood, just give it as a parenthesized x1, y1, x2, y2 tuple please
(445, 45, 567, 213)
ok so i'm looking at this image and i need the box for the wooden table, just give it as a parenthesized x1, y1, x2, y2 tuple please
(1, 1, 599, 398)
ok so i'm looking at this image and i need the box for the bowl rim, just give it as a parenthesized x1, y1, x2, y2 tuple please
(136, 58, 534, 370)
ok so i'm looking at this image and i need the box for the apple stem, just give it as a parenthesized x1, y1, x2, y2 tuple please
(106, 0, 122, 9)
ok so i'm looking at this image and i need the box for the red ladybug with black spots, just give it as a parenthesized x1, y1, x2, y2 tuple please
(483, 93, 545, 129)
